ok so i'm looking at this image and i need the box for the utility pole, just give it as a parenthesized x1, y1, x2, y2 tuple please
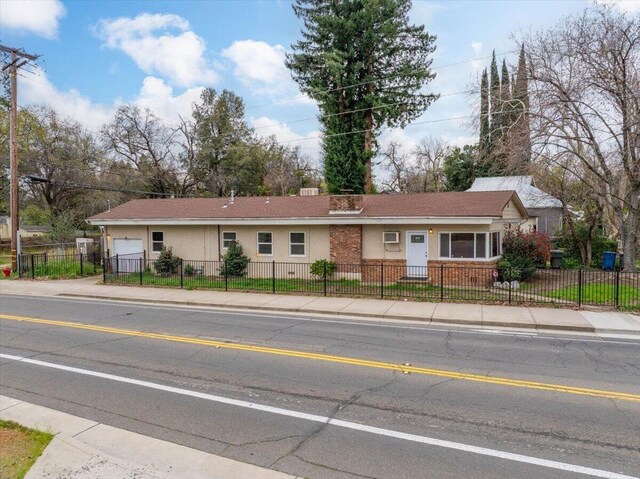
(1, 44, 39, 271)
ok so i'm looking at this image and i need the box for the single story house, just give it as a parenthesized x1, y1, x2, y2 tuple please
(467, 176, 563, 235)
(87, 191, 528, 284)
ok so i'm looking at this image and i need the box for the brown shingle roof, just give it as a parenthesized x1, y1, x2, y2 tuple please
(88, 191, 520, 222)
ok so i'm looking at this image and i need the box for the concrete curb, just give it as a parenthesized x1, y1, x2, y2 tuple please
(57, 292, 619, 335)
(0, 395, 297, 479)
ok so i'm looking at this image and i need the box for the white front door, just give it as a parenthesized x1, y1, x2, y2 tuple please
(406, 231, 428, 277)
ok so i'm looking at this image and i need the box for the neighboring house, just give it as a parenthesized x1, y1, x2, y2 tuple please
(87, 191, 528, 284)
(0, 217, 51, 240)
(467, 176, 563, 235)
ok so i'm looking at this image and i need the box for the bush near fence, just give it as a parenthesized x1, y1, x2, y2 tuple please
(103, 257, 640, 310)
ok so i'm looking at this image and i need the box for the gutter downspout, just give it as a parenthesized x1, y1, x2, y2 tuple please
(217, 224, 221, 260)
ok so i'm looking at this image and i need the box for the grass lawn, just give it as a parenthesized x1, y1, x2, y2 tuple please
(25, 260, 102, 279)
(0, 420, 53, 479)
(107, 271, 509, 302)
(545, 283, 640, 308)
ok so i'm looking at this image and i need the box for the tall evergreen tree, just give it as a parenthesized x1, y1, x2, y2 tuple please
(479, 68, 490, 160)
(512, 45, 531, 167)
(286, 0, 438, 194)
(488, 51, 502, 159)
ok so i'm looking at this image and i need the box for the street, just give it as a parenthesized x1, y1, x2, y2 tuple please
(1, 293, 638, 478)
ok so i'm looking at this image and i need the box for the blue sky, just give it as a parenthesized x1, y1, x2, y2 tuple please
(1, 0, 635, 172)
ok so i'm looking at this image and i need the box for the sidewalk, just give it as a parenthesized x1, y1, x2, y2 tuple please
(2, 277, 640, 336)
(0, 395, 296, 479)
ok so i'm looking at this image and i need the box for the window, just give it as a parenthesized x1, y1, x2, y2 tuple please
(151, 231, 164, 252)
(222, 232, 237, 249)
(439, 232, 488, 259)
(289, 232, 306, 256)
(491, 232, 501, 257)
(257, 232, 273, 256)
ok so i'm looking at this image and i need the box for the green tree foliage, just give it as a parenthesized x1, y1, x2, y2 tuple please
(310, 259, 337, 279)
(488, 51, 502, 159)
(220, 241, 250, 277)
(510, 45, 531, 166)
(287, 0, 438, 194)
(443, 145, 490, 191)
(479, 69, 490, 160)
(21, 204, 51, 226)
(192, 89, 262, 196)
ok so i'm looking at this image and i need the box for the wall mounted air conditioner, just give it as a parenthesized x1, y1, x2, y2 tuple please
(383, 231, 400, 244)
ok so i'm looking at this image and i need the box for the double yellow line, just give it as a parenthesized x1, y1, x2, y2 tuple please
(2, 313, 639, 402)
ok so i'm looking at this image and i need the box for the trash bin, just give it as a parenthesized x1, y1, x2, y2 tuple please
(602, 251, 616, 271)
(550, 250, 563, 269)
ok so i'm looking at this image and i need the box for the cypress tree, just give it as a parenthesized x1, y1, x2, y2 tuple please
(479, 68, 490, 160)
(287, 0, 438, 194)
(488, 51, 502, 159)
(512, 45, 531, 167)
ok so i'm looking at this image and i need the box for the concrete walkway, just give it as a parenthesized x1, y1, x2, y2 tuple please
(1, 277, 640, 335)
(0, 395, 297, 479)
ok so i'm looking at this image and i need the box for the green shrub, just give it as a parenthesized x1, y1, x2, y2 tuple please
(556, 222, 618, 267)
(220, 242, 250, 277)
(310, 259, 337, 279)
(497, 256, 536, 282)
(562, 257, 582, 269)
(184, 263, 194, 276)
(153, 247, 181, 275)
(502, 226, 552, 267)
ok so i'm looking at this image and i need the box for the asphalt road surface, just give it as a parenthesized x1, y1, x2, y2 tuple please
(1, 293, 639, 479)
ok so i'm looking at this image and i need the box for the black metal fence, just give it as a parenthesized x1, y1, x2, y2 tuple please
(18, 252, 103, 279)
(103, 257, 640, 310)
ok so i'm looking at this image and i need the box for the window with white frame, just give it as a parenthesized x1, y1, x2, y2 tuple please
(151, 231, 164, 252)
(490, 231, 501, 257)
(439, 232, 488, 259)
(289, 232, 305, 256)
(222, 232, 237, 249)
(257, 232, 273, 255)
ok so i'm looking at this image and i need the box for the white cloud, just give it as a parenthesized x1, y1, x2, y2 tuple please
(95, 13, 218, 87)
(471, 42, 483, 57)
(251, 116, 321, 160)
(135, 76, 203, 123)
(20, 68, 115, 131)
(222, 40, 290, 92)
(0, 0, 66, 39)
(20, 68, 201, 130)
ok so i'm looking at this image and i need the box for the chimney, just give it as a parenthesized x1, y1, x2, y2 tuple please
(329, 194, 363, 214)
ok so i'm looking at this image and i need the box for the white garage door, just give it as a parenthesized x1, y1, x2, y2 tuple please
(112, 238, 143, 272)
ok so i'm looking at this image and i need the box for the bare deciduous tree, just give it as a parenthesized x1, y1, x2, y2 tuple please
(409, 137, 449, 192)
(523, 6, 640, 270)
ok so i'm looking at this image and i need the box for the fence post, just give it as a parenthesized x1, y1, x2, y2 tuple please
(323, 261, 327, 297)
(508, 267, 512, 305)
(440, 264, 444, 302)
(615, 269, 620, 309)
(380, 263, 384, 299)
(80, 252, 84, 276)
(103, 256, 107, 283)
(116, 254, 119, 275)
(578, 268, 583, 307)
(140, 258, 143, 285)
(224, 261, 228, 291)
(272, 261, 276, 294)
(180, 259, 184, 289)
(31, 254, 35, 280)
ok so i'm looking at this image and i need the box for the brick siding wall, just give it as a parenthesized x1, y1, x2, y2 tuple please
(428, 260, 498, 287)
(329, 225, 362, 273)
(361, 259, 406, 283)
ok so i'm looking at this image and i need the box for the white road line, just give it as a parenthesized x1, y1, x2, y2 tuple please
(0, 352, 636, 479)
(2, 293, 639, 345)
